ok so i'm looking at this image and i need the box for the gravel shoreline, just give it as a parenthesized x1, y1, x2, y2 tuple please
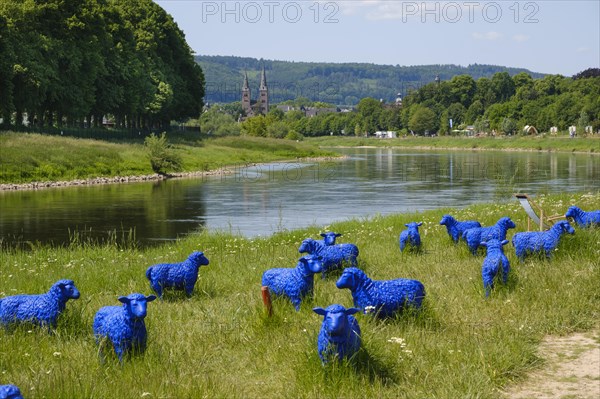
(0, 156, 343, 192)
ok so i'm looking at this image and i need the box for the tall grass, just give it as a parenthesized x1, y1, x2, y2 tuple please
(0, 132, 336, 184)
(1, 192, 599, 398)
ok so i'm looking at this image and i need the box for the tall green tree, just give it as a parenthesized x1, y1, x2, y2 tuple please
(408, 106, 437, 135)
(0, 0, 204, 130)
(356, 97, 383, 133)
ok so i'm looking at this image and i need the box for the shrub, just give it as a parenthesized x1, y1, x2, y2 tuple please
(144, 132, 183, 175)
(285, 130, 304, 141)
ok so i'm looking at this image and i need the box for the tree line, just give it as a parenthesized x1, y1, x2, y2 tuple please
(0, 0, 204, 130)
(198, 69, 600, 138)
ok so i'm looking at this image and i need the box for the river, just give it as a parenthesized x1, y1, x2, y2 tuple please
(1, 148, 598, 247)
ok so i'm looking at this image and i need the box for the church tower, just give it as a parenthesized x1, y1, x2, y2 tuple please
(241, 71, 252, 116)
(258, 66, 269, 115)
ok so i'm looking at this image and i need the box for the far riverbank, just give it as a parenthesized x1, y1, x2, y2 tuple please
(308, 135, 600, 154)
(0, 132, 338, 189)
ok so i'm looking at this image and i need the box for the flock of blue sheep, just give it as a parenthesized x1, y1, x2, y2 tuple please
(0, 205, 599, 396)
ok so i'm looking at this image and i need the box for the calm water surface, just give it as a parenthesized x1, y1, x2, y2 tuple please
(1, 148, 598, 247)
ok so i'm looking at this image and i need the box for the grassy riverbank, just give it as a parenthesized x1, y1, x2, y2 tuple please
(0, 132, 337, 184)
(1, 192, 599, 398)
(308, 135, 600, 153)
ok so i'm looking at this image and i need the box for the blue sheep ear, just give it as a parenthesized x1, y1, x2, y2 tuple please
(335, 233, 342, 237)
(501, 240, 509, 246)
(404, 223, 409, 227)
(345, 308, 361, 315)
(320, 233, 327, 237)
(118, 296, 129, 304)
(313, 307, 327, 316)
(146, 295, 157, 302)
(480, 241, 488, 247)
(417, 222, 423, 226)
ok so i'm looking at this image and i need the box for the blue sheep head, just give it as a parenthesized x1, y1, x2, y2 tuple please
(298, 238, 316, 254)
(298, 255, 323, 274)
(189, 251, 210, 267)
(564, 206, 578, 219)
(439, 215, 452, 225)
(320, 232, 342, 246)
(498, 217, 516, 230)
(313, 304, 360, 341)
(118, 293, 157, 320)
(54, 279, 81, 300)
(480, 239, 509, 249)
(0, 385, 23, 399)
(405, 222, 423, 229)
(335, 267, 364, 291)
(556, 220, 575, 234)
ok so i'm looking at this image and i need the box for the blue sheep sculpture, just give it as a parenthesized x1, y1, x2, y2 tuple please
(313, 304, 361, 364)
(439, 214, 482, 243)
(462, 217, 516, 255)
(399, 222, 423, 252)
(0, 385, 23, 399)
(336, 267, 425, 318)
(511, 220, 575, 261)
(298, 238, 359, 278)
(319, 231, 342, 246)
(565, 205, 600, 228)
(480, 239, 510, 297)
(93, 293, 157, 362)
(261, 255, 323, 311)
(146, 251, 209, 298)
(0, 279, 80, 331)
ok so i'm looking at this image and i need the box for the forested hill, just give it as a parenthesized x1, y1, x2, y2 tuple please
(196, 55, 544, 106)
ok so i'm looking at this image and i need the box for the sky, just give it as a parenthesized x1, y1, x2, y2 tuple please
(155, 0, 600, 76)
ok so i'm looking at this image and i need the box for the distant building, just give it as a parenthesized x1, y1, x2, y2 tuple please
(241, 67, 269, 118)
(395, 93, 402, 107)
(374, 131, 398, 138)
(275, 105, 340, 117)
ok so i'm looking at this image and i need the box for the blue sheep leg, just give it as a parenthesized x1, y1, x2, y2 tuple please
(291, 296, 301, 311)
(501, 258, 510, 284)
(185, 281, 195, 297)
(150, 282, 163, 298)
(482, 269, 495, 297)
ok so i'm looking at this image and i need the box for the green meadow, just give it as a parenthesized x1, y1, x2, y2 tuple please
(1, 192, 599, 398)
(0, 132, 336, 184)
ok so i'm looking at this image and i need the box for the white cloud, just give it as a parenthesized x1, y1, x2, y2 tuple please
(338, 1, 484, 21)
(365, 3, 405, 20)
(512, 34, 530, 42)
(338, 1, 384, 16)
(472, 31, 502, 40)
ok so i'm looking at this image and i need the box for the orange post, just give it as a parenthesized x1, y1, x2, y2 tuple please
(261, 286, 273, 317)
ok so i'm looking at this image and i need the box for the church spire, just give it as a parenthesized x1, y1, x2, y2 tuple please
(243, 71, 250, 90)
(258, 65, 269, 114)
(241, 71, 252, 117)
(260, 66, 267, 91)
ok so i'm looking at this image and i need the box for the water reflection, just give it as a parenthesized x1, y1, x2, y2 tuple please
(0, 179, 206, 247)
(0, 148, 598, 247)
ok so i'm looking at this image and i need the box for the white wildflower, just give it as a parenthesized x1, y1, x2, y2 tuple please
(387, 337, 406, 346)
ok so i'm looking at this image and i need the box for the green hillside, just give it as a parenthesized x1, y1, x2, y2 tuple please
(196, 55, 545, 106)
